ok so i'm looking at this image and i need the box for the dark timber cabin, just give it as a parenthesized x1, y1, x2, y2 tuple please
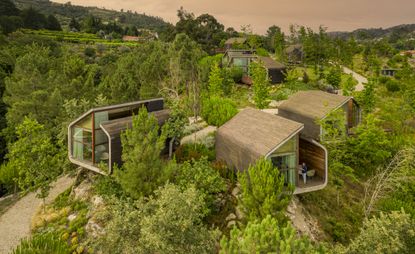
(68, 98, 169, 175)
(222, 49, 286, 84)
(216, 108, 328, 194)
(278, 91, 361, 141)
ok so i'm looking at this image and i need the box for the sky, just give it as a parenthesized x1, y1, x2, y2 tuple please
(53, 0, 415, 34)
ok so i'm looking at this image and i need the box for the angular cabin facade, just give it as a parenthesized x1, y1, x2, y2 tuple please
(216, 108, 328, 194)
(68, 98, 169, 175)
(278, 91, 361, 141)
(222, 50, 286, 84)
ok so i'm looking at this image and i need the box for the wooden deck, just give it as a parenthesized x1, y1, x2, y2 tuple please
(294, 174, 326, 194)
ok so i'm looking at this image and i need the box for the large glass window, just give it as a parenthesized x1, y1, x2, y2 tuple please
(270, 136, 297, 186)
(72, 114, 93, 163)
(94, 112, 109, 165)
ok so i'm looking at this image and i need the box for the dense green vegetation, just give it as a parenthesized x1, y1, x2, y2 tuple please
(0, 0, 414, 253)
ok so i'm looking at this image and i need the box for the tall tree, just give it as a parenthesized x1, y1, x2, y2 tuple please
(45, 15, 61, 31)
(250, 61, 270, 109)
(1, 117, 60, 200)
(238, 158, 292, 222)
(116, 108, 167, 198)
(207, 62, 223, 96)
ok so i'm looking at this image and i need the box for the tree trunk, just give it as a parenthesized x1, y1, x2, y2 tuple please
(168, 137, 175, 159)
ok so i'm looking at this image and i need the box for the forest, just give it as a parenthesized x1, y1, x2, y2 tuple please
(0, 0, 414, 253)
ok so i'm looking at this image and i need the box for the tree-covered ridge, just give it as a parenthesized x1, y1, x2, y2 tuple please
(14, 0, 169, 31)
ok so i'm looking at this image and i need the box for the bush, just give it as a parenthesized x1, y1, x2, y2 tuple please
(174, 143, 215, 163)
(256, 47, 269, 57)
(337, 210, 415, 254)
(93, 175, 125, 198)
(229, 66, 244, 83)
(96, 184, 218, 254)
(13, 232, 71, 254)
(201, 96, 238, 127)
(174, 158, 227, 212)
(385, 79, 400, 92)
(84, 47, 96, 57)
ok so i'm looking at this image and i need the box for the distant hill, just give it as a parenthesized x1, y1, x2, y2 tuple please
(13, 0, 171, 31)
(329, 23, 415, 41)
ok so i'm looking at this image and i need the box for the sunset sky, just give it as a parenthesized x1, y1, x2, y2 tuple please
(53, 0, 415, 34)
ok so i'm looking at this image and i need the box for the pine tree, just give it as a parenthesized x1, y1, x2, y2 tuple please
(208, 62, 223, 96)
(220, 215, 317, 253)
(250, 61, 270, 109)
(238, 158, 292, 221)
(116, 107, 167, 198)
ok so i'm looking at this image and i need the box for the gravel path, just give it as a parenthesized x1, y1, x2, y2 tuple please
(181, 125, 217, 145)
(342, 66, 368, 92)
(0, 175, 75, 254)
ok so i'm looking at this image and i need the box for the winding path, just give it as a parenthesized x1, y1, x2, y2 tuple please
(0, 175, 75, 254)
(342, 66, 368, 92)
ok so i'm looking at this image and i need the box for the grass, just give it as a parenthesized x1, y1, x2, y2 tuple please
(298, 178, 365, 244)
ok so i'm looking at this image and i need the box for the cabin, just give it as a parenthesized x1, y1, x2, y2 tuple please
(278, 91, 361, 141)
(222, 50, 286, 84)
(381, 68, 399, 77)
(259, 56, 287, 83)
(216, 108, 328, 194)
(68, 98, 170, 175)
(224, 37, 248, 50)
(284, 44, 304, 64)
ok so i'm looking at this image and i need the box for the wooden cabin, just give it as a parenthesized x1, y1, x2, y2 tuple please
(222, 50, 286, 84)
(381, 68, 399, 77)
(216, 108, 328, 194)
(259, 56, 287, 83)
(68, 98, 169, 175)
(278, 91, 361, 141)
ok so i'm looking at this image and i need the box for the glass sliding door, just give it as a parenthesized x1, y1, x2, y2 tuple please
(271, 153, 296, 186)
(269, 135, 298, 187)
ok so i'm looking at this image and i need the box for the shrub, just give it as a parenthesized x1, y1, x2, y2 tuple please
(93, 175, 125, 198)
(95, 184, 218, 254)
(13, 232, 71, 254)
(385, 79, 400, 92)
(175, 143, 215, 163)
(229, 66, 244, 83)
(337, 210, 415, 254)
(84, 47, 96, 57)
(201, 96, 238, 127)
(174, 158, 227, 212)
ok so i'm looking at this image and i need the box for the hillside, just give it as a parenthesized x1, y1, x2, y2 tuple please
(13, 0, 171, 31)
(330, 23, 415, 41)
